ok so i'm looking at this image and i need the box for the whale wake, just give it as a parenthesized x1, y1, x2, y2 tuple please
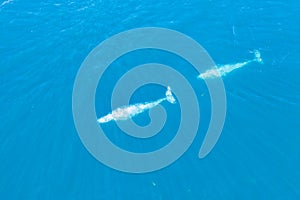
(198, 50, 263, 79)
(98, 86, 176, 123)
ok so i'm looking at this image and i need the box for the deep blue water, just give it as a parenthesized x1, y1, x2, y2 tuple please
(1, 0, 300, 199)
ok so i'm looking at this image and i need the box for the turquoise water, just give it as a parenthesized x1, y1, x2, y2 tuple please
(1, 0, 300, 199)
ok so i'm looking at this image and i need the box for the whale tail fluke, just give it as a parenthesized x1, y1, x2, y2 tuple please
(253, 50, 263, 64)
(166, 86, 176, 104)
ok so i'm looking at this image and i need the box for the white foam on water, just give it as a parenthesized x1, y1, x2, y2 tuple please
(1, 0, 13, 7)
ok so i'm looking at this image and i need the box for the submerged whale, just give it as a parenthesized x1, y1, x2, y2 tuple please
(97, 86, 176, 123)
(198, 50, 263, 79)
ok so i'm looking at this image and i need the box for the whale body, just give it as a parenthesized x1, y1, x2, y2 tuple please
(98, 86, 176, 123)
(198, 50, 263, 79)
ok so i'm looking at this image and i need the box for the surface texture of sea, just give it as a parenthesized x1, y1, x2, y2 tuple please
(0, 0, 299, 199)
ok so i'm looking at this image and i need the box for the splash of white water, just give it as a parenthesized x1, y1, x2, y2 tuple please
(1, 0, 13, 7)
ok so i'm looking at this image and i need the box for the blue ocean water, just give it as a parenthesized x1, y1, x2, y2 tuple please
(1, 0, 300, 199)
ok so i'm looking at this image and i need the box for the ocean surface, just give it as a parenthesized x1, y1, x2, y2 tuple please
(1, 0, 300, 199)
